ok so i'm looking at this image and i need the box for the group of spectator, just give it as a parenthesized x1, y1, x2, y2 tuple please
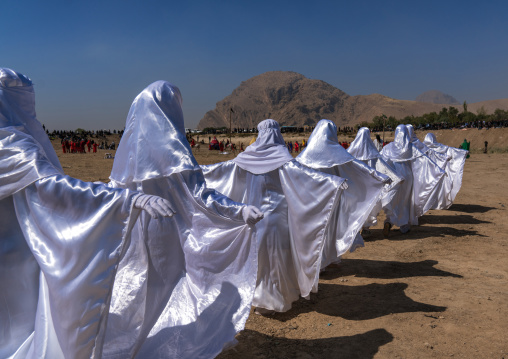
(60, 138, 116, 154)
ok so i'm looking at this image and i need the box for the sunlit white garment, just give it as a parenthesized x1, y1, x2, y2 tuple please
(0, 69, 140, 359)
(297, 120, 388, 267)
(347, 127, 404, 228)
(406, 125, 450, 165)
(406, 125, 452, 209)
(104, 81, 258, 359)
(233, 119, 293, 174)
(202, 119, 347, 312)
(381, 125, 445, 227)
(424, 133, 468, 208)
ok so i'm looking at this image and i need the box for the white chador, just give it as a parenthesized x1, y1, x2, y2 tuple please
(296, 120, 388, 266)
(202, 119, 347, 313)
(423, 133, 468, 209)
(104, 81, 262, 359)
(380, 125, 445, 233)
(0, 69, 174, 359)
(406, 125, 452, 209)
(347, 127, 404, 230)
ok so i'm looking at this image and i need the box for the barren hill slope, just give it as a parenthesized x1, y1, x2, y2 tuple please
(197, 72, 508, 129)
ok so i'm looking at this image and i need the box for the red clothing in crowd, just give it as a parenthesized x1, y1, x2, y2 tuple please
(93, 143, 98, 153)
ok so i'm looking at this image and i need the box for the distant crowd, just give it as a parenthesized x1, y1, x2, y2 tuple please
(42, 125, 125, 154)
(199, 125, 356, 135)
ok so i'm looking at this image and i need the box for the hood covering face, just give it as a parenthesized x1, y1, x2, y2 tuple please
(406, 124, 430, 153)
(0, 68, 62, 171)
(110, 81, 200, 185)
(347, 127, 382, 160)
(297, 119, 355, 168)
(424, 133, 438, 144)
(381, 124, 421, 161)
(233, 119, 293, 174)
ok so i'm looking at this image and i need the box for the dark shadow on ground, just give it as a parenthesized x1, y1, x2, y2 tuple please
(365, 225, 487, 242)
(218, 328, 393, 359)
(447, 203, 497, 213)
(272, 282, 446, 323)
(320, 259, 462, 280)
(419, 214, 490, 225)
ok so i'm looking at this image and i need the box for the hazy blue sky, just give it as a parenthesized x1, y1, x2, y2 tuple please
(2, 0, 507, 130)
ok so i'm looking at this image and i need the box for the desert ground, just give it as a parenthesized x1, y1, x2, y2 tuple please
(52, 128, 508, 358)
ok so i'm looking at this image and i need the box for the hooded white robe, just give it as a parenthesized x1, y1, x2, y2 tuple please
(347, 127, 404, 228)
(296, 120, 388, 267)
(0, 69, 141, 359)
(424, 133, 468, 208)
(381, 125, 445, 228)
(406, 125, 452, 210)
(103, 81, 258, 359)
(202, 119, 347, 312)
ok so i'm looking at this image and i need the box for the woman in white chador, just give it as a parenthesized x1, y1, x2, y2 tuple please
(0, 69, 174, 359)
(380, 124, 445, 235)
(406, 124, 452, 209)
(423, 132, 468, 209)
(296, 120, 388, 266)
(347, 126, 404, 234)
(104, 81, 263, 359)
(202, 119, 347, 314)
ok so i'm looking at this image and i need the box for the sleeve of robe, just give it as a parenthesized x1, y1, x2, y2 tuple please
(322, 161, 387, 261)
(448, 148, 468, 203)
(12, 175, 139, 359)
(411, 155, 446, 217)
(279, 161, 346, 295)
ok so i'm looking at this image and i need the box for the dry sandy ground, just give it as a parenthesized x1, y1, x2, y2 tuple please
(52, 129, 508, 358)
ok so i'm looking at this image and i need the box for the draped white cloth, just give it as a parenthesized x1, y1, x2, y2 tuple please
(406, 125, 452, 210)
(0, 69, 140, 359)
(424, 133, 468, 208)
(381, 125, 445, 228)
(297, 121, 388, 266)
(202, 119, 347, 312)
(233, 119, 293, 174)
(104, 81, 258, 358)
(347, 127, 404, 228)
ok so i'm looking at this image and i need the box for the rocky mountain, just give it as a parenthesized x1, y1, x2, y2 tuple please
(415, 90, 460, 104)
(197, 72, 508, 129)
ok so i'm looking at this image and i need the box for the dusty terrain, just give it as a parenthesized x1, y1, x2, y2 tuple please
(52, 128, 508, 358)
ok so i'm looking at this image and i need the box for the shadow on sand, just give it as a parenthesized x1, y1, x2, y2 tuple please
(448, 203, 497, 213)
(219, 328, 393, 359)
(272, 282, 446, 323)
(419, 214, 490, 225)
(366, 224, 487, 242)
(320, 259, 462, 280)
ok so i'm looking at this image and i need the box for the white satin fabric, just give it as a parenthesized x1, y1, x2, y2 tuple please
(0, 68, 62, 171)
(233, 119, 293, 174)
(0, 69, 140, 359)
(202, 120, 347, 312)
(105, 81, 258, 358)
(202, 160, 346, 312)
(424, 133, 468, 208)
(347, 127, 382, 161)
(347, 127, 405, 228)
(406, 125, 452, 210)
(381, 125, 445, 227)
(297, 121, 388, 267)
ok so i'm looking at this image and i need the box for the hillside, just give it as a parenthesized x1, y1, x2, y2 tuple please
(197, 72, 508, 129)
(415, 90, 459, 104)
